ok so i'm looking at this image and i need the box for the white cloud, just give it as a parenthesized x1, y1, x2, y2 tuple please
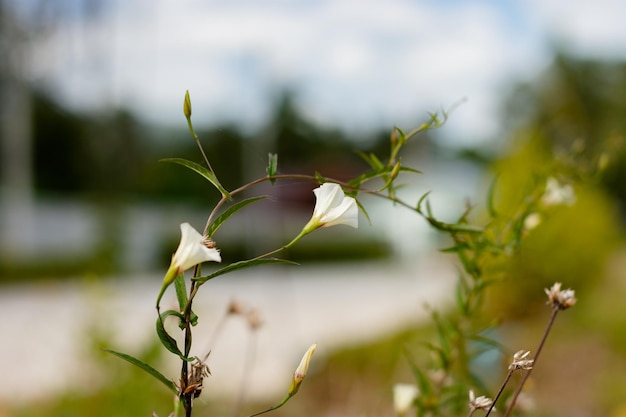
(24, 0, 624, 146)
(524, 0, 626, 58)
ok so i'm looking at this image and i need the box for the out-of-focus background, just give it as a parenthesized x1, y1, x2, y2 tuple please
(1, 1, 626, 416)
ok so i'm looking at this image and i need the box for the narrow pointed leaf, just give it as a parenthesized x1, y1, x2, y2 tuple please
(355, 198, 371, 226)
(174, 275, 187, 312)
(487, 175, 498, 218)
(347, 167, 392, 188)
(267, 153, 278, 184)
(355, 151, 384, 170)
(193, 258, 297, 284)
(161, 158, 231, 199)
(207, 196, 268, 237)
(416, 191, 431, 211)
(174, 276, 197, 328)
(402, 348, 433, 396)
(314, 171, 326, 184)
(399, 166, 422, 175)
(102, 348, 177, 394)
(440, 243, 471, 253)
(156, 310, 193, 361)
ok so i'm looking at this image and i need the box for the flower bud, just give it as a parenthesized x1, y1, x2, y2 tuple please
(288, 344, 317, 396)
(184, 90, 192, 118)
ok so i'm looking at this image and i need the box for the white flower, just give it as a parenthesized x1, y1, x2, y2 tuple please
(157, 223, 221, 308)
(304, 183, 358, 233)
(170, 222, 221, 275)
(393, 384, 419, 416)
(288, 344, 317, 396)
(542, 177, 575, 206)
(286, 183, 358, 248)
(523, 213, 542, 232)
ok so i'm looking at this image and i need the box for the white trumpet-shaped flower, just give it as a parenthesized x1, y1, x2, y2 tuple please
(157, 223, 221, 308)
(286, 183, 358, 248)
(170, 222, 221, 274)
(303, 183, 358, 232)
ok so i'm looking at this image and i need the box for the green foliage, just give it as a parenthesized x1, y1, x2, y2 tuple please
(22, 66, 624, 416)
(161, 157, 231, 199)
(484, 134, 622, 318)
(101, 348, 178, 394)
(503, 53, 626, 205)
(192, 257, 298, 284)
(207, 196, 268, 237)
(12, 338, 175, 417)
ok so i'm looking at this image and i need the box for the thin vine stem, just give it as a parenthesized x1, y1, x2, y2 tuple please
(502, 306, 560, 417)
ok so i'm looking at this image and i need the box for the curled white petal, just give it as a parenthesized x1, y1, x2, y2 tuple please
(172, 222, 221, 273)
(309, 183, 358, 230)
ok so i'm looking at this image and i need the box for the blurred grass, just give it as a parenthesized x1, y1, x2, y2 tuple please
(8, 272, 626, 417)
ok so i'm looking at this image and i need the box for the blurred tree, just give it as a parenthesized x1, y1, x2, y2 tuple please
(32, 92, 89, 192)
(503, 53, 626, 209)
(484, 53, 626, 317)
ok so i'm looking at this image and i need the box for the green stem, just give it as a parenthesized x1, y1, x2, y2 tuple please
(245, 393, 293, 417)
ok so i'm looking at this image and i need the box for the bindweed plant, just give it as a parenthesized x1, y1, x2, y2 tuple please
(103, 90, 594, 417)
(388, 134, 610, 417)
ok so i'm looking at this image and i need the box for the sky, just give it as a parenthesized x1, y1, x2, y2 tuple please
(17, 0, 626, 147)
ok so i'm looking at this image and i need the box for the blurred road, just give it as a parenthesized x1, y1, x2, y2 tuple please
(0, 256, 455, 403)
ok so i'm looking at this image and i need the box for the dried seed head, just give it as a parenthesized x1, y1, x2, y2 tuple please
(545, 282, 577, 310)
(469, 390, 494, 412)
(201, 236, 217, 249)
(509, 350, 534, 370)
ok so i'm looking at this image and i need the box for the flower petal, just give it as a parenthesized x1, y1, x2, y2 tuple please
(319, 196, 358, 228)
(172, 223, 221, 272)
(312, 183, 344, 217)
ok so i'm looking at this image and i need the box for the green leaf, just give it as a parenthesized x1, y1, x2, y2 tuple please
(440, 243, 471, 253)
(347, 166, 393, 188)
(395, 126, 408, 145)
(174, 276, 197, 328)
(207, 196, 268, 238)
(174, 275, 187, 312)
(402, 347, 433, 396)
(355, 198, 372, 226)
(399, 166, 422, 175)
(156, 310, 193, 361)
(193, 258, 298, 284)
(314, 172, 326, 184)
(355, 151, 384, 170)
(161, 157, 231, 199)
(416, 191, 431, 211)
(102, 348, 177, 394)
(267, 153, 278, 184)
(486, 175, 499, 218)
